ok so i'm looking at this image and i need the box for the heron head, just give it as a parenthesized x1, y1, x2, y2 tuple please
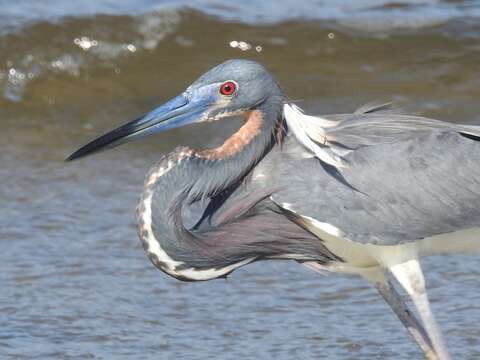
(67, 59, 284, 161)
(188, 59, 284, 120)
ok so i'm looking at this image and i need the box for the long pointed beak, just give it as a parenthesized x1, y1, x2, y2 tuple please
(66, 93, 208, 161)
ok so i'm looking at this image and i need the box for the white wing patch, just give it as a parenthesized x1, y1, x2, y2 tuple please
(283, 103, 345, 168)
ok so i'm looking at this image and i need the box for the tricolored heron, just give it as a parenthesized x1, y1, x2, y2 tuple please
(67, 59, 480, 359)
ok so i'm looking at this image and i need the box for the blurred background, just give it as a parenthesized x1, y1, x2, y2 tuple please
(1, 1, 480, 359)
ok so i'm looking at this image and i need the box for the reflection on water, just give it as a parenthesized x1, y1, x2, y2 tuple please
(1, 1, 480, 359)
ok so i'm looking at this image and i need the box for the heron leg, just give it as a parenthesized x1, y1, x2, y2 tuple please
(361, 267, 437, 359)
(375, 278, 438, 360)
(389, 259, 451, 360)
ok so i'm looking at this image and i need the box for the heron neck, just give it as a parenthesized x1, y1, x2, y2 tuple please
(136, 103, 284, 281)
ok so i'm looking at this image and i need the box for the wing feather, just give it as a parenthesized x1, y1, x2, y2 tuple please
(276, 103, 480, 245)
(284, 102, 480, 156)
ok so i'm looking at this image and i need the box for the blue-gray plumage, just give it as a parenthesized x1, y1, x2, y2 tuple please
(264, 124, 480, 245)
(67, 59, 480, 360)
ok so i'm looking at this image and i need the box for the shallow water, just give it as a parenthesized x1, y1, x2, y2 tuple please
(1, 1, 480, 359)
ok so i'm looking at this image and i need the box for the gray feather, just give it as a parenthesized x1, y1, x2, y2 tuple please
(255, 117, 480, 245)
(324, 112, 480, 150)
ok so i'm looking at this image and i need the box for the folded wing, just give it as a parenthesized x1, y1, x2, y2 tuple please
(276, 103, 480, 245)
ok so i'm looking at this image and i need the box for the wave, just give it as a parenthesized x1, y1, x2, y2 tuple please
(2, 0, 480, 34)
(0, 1, 479, 103)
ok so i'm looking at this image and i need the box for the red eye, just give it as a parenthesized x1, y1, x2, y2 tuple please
(219, 81, 236, 96)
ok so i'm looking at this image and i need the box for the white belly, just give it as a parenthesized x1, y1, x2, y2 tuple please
(302, 214, 480, 274)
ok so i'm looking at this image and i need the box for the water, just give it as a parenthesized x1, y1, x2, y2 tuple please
(1, 1, 480, 359)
